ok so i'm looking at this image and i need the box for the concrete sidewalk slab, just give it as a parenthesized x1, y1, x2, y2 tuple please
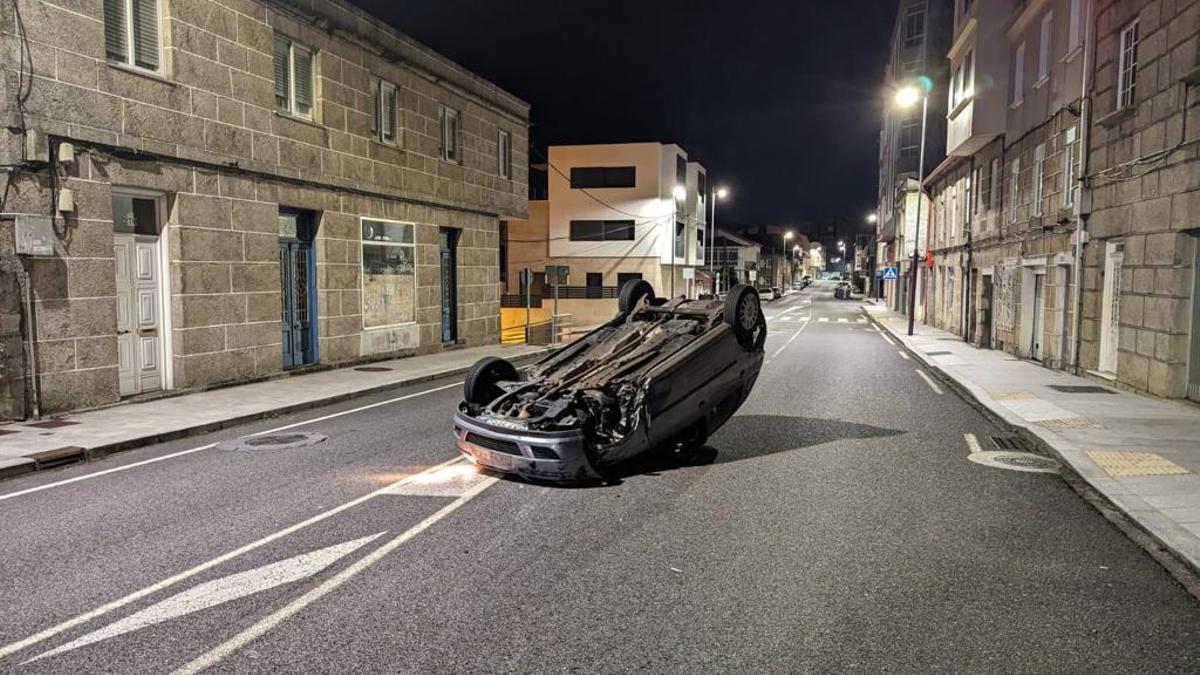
(865, 303, 1200, 576)
(0, 344, 550, 479)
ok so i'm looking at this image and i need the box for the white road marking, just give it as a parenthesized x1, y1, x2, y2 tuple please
(915, 369, 944, 395)
(0, 456, 466, 660)
(837, 318, 848, 323)
(26, 533, 386, 663)
(897, 350, 910, 360)
(964, 433, 983, 454)
(770, 323, 810, 359)
(172, 476, 498, 675)
(0, 382, 463, 503)
(818, 317, 829, 323)
(880, 333, 896, 346)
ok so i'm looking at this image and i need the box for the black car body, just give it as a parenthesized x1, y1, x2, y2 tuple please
(453, 283, 766, 482)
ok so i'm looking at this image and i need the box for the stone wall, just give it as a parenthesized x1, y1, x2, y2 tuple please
(0, 0, 527, 416)
(1083, 0, 1199, 398)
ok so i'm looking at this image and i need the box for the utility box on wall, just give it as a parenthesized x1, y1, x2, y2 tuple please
(13, 215, 55, 256)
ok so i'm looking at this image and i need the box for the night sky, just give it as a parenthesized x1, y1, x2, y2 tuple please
(353, 1, 899, 230)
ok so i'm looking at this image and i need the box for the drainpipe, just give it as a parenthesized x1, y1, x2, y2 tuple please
(1070, 0, 1096, 375)
(18, 260, 40, 420)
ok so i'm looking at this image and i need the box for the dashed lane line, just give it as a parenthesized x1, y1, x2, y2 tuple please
(770, 322, 810, 359)
(964, 433, 983, 453)
(915, 368, 945, 395)
(897, 350, 911, 360)
(880, 333, 896, 346)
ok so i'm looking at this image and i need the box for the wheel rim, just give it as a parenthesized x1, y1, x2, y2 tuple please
(739, 294, 759, 330)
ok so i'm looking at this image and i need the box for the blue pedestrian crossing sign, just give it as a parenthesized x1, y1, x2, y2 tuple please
(881, 267, 899, 280)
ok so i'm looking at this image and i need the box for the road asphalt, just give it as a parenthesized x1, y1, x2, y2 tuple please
(2, 280, 1198, 673)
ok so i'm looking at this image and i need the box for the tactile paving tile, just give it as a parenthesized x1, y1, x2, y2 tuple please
(1038, 417, 1103, 429)
(984, 387, 1034, 401)
(1085, 451, 1190, 477)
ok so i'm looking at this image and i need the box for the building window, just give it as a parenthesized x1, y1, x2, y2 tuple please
(499, 221, 508, 289)
(948, 183, 958, 240)
(1068, 0, 1083, 51)
(585, 272, 603, 298)
(361, 219, 416, 328)
(1032, 143, 1046, 216)
(946, 268, 954, 311)
(676, 154, 687, 189)
(1008, 157, 1020, 224)
(976, 164, 989, 216)
(372, 79, 397, 144)
(899, 118, 920, 157)
(990, 157, 1001, 214)
(569, 166, 636, 189)
(1062, 126, 1079, 208)
(569, 220, 635, 242)
(1012, 42, 1026, 105)
(440, 107, 460, 163)
(950, 50, 974, 110)
(274, 35, 314, 118)
(497, 130, 512, 179)
(903, 7, 925, 47)
(963, 171, 972, 229)
(1037, 12, 1053, 83)
(103, 0, 160, 71)
(1118, 20, 1139, 109)
(617, 272, 643, 288)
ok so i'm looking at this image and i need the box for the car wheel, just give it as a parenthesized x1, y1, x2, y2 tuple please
(723, 284, 764, 349)
(618, 279, 655, 314)
(463, 356, 518, 405)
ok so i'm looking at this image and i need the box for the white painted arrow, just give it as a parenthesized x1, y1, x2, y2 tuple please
(26, 532, 385, 663)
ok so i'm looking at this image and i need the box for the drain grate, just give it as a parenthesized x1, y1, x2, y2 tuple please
(1047, 385, 1115, 394)
(991, 435, 1033, 452)
(968, 451, 1060, 474)
(218, 432, 327, 452)
(28, 446, 85, 469)
(354, 366, 393, 372)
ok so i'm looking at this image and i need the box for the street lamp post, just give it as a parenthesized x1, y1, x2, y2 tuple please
(782, 230, 794, 288)
(710, 186, 728, 294)
(672, 184, 687, 298)
(895, 85, 928, 337)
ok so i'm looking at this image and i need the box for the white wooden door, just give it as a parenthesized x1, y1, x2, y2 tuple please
(114, 234, 163, 395)
(1031, 273, 1045, 360)
(1099, 241, 1124, 374)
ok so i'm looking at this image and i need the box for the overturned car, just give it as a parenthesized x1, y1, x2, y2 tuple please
(453, 281, 766, 482)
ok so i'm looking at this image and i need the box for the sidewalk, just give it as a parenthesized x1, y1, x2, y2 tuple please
(864, 303, 1200, 574)
(0, 343, 550, 479)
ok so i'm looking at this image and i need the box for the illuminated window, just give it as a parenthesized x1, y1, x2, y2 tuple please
(361, 219, 416, 328)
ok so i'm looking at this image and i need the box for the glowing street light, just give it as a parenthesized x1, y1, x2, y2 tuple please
(670, 185, 687, 298)
(892, 81, 930, 336)
(866, 213, 878, 224)
(710, 186, 730, 294)
(894, 85, 922, 108)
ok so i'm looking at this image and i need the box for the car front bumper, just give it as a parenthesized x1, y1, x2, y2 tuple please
(452, 411, 603, 482)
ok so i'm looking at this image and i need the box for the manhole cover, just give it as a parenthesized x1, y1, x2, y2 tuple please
(969, 451, 1060, 474)
(217, 432, 327, 451)
(1047, 385, 1115, 394)
(354, 366, 393, 372)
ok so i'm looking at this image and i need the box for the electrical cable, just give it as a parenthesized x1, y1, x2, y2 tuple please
(529, 145, 686, 223)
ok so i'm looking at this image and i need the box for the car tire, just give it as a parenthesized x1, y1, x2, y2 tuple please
(723, 284, 763, 349)
(618, 279, 655, 314)
(463, 356, 518, 405)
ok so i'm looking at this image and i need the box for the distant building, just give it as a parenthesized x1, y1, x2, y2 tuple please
(499, 142, 708, 327)
(709, 229, 762, 291)
(876, 0, 953, 314)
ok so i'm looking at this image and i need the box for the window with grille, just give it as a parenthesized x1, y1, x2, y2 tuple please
(103, 0, 160, 71)
(1118, 20, 1139, 109)
(1012, 42, 1026, 105)
(440, 107, 461, 163)
(274, 35, 314, 118)
(1008, 158, 1020, 225)
(372, 79, 397, 144)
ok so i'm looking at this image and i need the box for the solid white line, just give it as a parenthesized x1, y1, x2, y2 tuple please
(880, 333, 896, 346)
(897, 350, 910, 360)
(0, 382, 462, 503)
(0, 455, 466, 660)
(171, 476, 498, 675)
(25, 533, 387, 663)
(770, 323, 809, 359)
(915, 369, 945, 395)
(964, 433, 983, 454)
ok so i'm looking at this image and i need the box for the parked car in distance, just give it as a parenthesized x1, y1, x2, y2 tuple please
(453, 281, 767, 483)
(757, 287, 777, 301)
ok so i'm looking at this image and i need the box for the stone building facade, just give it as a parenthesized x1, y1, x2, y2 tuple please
(0, 0, 529, 417)
(1082, 0, 1200, 399)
